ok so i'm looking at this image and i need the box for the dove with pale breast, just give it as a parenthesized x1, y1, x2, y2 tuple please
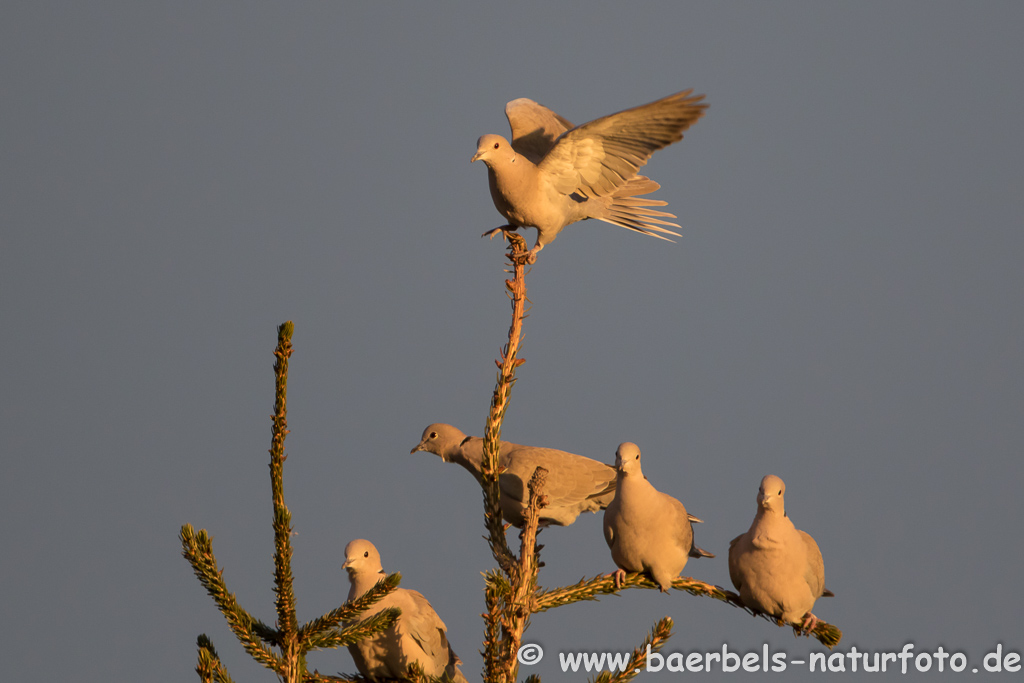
(602, 442, 714, 591)
(472, 90, 707, 261)
(343, 539, 467, 682)
(411, 423, 616, 527)
(728, 475, 833, 633)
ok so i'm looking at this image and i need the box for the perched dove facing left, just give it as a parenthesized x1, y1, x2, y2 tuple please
(603, 442, 714, 591)
(472, 90, 707, 262)
(411, 423, 616, 527)
(728, 475, 833, 632)
(343, 539, 467, 683)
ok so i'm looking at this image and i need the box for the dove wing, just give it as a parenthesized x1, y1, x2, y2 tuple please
(505, 97, 574, 163)
(539, 90, 706, 197)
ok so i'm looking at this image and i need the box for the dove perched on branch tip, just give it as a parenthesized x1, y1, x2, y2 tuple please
(472, 90, 707, 262)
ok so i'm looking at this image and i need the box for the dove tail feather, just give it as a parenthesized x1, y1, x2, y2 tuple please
(594, 218, 680, 240)
(689, 545, 715, 559)
(596, 207, 682, 240)
(593, 173, 682, 240)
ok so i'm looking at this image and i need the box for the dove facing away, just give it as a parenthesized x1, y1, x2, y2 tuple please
(472, 90, 707, 262)
(728, 475, 833, 633)
(411, 423, 616, 527)
(602, 442, 714, 592)
(343, 539, 468, 683)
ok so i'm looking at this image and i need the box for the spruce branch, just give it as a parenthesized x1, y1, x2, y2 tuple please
(184, 322, 400, 683)
(481, 570, 505, 683)
(534, 572, 842, 648)
(480, 463, 549, 683)
(196, 634, 236, 683)
(533, 572, 742, 612)
(589, 617, 673, 683)
(501, 466, 547, 681)
(302, 576, 402, 652)
(305, 605, 403, 651)
(265, 322, 306, 683)
(303, 663, 454, 683)
(180, 524, 283, 672)
(304, 672, 359, 682)
(298, 572, 402, 646)
(481, 233, 530, 575)
(744, 607, 842, 649)
(270, 322, 299, 637)
(403, 662, 439, 683)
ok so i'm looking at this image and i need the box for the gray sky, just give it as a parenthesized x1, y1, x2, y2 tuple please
(3, 2, 1022, 681)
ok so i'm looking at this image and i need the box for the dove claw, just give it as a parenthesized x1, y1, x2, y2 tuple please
(482, 225, 516, 240)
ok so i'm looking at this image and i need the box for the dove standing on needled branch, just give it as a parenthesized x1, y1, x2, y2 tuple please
(603, 442, 714, 591)
(411, 423, 616, 527)
(343, 539, 468, 683)
(471, 90, 707, 262)
(728, 475, 834, 633)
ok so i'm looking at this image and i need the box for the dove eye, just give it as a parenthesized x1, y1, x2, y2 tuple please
(493, 142, 499, 149)
(363, 551, 369, 558)
(430, 432, 438, 439)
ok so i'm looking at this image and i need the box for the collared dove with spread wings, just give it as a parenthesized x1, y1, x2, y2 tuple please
(472, 90, 707, 262)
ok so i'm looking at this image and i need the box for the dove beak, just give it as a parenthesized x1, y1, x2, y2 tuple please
(411, 442, 424, 454)
(471, 151, 482, 163)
